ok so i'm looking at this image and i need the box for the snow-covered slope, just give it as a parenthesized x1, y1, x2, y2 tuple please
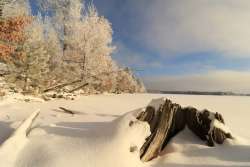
(0, 94, 250, 167)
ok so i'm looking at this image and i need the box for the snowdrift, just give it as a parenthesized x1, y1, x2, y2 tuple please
(0, 109, 150, 167)
(0, 94, 250, 167)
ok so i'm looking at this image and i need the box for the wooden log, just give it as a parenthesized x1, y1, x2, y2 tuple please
(183, 107, 209, 141)
(57, 107, 84, 116)
(162, 103, 186, 149)
(140, 99, 175, 162)
(138, 106, 161, 158)
(138, 100, 186, 162)
(58, 107, 76, 115)
(137, 106, 158, 132)
(43, 79, 82, 93)
(138, 98, 233, 162)
(68, 83, 89, 93)
(183, 107, 233, 146)
(138, 99, 187, 162)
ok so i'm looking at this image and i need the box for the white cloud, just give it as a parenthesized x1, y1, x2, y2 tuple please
(143, 70, 250, 93)
(137, 0, 250, 57)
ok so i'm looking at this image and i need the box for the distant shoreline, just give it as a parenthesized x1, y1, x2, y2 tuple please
(147, 90, 250, 97)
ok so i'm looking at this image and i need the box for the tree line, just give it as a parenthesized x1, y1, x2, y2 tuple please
(0, 0, 145, 95)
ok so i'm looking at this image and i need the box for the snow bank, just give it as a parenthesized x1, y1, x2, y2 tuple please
(0, 110, 40, 167)
(0, 93, 44, 107)
(1, 109, 151, 167)
(0, 94, 250, 167)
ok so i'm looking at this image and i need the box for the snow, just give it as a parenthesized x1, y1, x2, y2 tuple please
(147, 97, 166, 111)
(0, 93, 250, 167)
(212, 119, 232, 134)
(0, 110, 40, 167)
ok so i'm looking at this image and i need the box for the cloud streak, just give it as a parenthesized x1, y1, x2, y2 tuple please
(143, 70, 250, 93)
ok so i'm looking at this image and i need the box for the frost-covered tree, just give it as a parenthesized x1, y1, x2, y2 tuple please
(37, 0, 116, 82)
(43, 15, 62, 71)
(2, 0, 30, 18)
(35, 0, 146, 93)
(0, 0, 32, 64)
(1, 0, 145, 94)
(0, 16, 32, 63)
(0, 0, 16, 18)
(63, 3, 116, 81)
(36, 0, 77, 55)
(0, 0, 8, 18)
(1, 0, 63, 93)
(7, 16, 51, 93)
(115, 68, 146, 93)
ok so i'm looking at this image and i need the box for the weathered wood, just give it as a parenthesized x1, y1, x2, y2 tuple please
(184, 107, 233, 146)
(138, 106, 160, 159)
(43, 69, 124, 93)
(139, 100, 178, 162)
(43, 79, 82, 93)
(162, 104, 186, 149)
(58, 107, 76, 115)
(138, 100, 187, 162)
(68, 83, 89, 93)
(139, 98, 233, 162)
(57, 107, 85, 116)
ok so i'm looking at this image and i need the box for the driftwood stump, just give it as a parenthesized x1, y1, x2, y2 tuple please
(184, 107, 233, 146)
(138, 98, 233, 162)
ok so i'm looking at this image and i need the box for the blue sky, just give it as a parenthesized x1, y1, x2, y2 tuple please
(30, 0, 250, 92)
(92, 0, 250, 92)
(93, 0, 250, 74)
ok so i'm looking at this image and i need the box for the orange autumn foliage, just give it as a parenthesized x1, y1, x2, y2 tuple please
(0, 43, 14, 62)
(0, 16, 32, 63)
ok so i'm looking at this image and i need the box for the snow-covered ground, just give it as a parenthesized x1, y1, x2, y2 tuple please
(0, 94, 250, 167)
